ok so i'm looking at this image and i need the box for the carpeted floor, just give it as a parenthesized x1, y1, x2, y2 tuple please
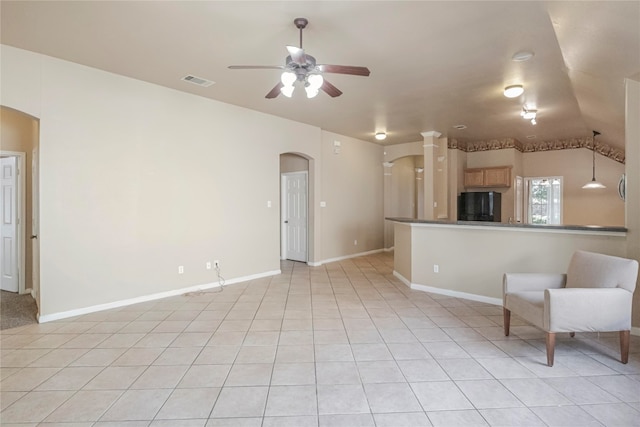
(0, 290, 37, 330)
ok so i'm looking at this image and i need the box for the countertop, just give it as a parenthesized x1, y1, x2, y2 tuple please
(385, 217, 627, 233)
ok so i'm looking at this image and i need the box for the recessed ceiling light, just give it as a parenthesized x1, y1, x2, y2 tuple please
(503, 85, 524, 98)
(375, 132, 387, 140)
(453, 124, 467, 130)
(512, 51, 535, 62)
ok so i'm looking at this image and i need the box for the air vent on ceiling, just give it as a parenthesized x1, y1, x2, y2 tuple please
(181, 75, 215, 87)
(453, 124, 467, 130)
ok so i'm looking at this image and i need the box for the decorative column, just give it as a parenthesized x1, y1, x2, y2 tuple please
(383, 161, 395, 249)
(415, 167, 424, 218)
(421, 131, 441, 220)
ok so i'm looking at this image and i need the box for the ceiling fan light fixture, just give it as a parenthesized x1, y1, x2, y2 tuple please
(307, 73, 324, 90)
(281, 71, 297, 87)
(375, 132, 387, 140)
(504, 84, 524, 98)
(280, 85, 294, 98)
(305, 85, 319, 98)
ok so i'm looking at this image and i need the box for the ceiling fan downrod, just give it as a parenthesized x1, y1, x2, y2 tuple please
(294, 17, 308, 48)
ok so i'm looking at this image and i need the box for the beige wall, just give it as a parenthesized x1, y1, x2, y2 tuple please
(280, 153, 309, 173)
(0, 106, 38, 300)
(1, 45, 384, 318)
(523, 149, 625, 226)
(320, 131, 384, 260)
(390, 156, 417, 218)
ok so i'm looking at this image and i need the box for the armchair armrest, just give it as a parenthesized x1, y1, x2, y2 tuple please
(544, 288, 633, 332)
(503, 273, 566, 294)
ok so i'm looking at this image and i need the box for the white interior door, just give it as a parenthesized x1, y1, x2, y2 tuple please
(1, 157, 19, 292)
(282, 172, 308, 262)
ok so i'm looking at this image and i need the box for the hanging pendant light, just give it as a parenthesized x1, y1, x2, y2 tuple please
(582, 130, 606, 189)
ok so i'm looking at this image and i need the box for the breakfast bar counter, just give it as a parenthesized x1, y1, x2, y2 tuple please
(386, 217, 628, 304)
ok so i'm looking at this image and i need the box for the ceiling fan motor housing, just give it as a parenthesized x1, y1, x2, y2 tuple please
(294, 18, 308, 30)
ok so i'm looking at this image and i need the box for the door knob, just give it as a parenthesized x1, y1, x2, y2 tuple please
(284, 221, 289, 223)
(30, 235, 38, 239)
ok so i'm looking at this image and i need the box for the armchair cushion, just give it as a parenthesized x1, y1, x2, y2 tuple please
(566, 250, 638, 292)
(545, 288, 633, 332)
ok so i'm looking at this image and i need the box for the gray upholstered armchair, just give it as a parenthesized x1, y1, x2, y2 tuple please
(503, 250, 638, 367)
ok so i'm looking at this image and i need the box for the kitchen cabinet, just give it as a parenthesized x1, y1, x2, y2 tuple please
(464, 166, 511, 188)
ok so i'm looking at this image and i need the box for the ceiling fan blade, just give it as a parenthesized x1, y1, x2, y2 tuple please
(228, 65, 284, 70)
(320, 79, 343, 98)
(317, 64, 370, 77)
(286, 45, 307, 65)
(265, 82, 284, 99)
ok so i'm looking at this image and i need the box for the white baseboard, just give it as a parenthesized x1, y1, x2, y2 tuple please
(632, 327, 640, 337)
(37, 269, 281, 323)
(383, 246, 395, 252)
(393, 270, 502, 306)
(309, 249, 384, 267)
(393, 270, 412, 288)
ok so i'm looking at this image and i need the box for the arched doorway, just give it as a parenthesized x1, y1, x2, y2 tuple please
(1, 106, 40, 329)
(280, 153, 312, 263)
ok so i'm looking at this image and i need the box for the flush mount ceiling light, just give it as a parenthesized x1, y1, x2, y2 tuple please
(583, 130, 606, 189)
(375, 132, 387, 141)
(503, 85, 524, 98)
(512, 51, 535, 62)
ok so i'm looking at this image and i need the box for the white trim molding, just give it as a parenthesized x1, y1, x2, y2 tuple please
(393, 270, 503, 306)
(308, 249, 385, 267)
(632, 326, 640, 337)
(37, 269, 281, 323)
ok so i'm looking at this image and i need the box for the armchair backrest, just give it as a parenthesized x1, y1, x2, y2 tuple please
(566, 250, 638, 292)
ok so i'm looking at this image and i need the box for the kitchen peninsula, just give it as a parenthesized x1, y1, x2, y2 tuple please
(387, 217, 627, 305)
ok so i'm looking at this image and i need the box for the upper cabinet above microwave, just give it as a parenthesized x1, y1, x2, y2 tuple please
(464, 166, 512, 188)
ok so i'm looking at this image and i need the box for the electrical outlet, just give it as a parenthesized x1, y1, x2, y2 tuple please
(178, 265, 184, 274)
(214, 260, 220, 269)
(433, 264, 439, 273)
(206, 261, 212, 270)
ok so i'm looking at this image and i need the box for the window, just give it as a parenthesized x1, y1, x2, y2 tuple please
(525, 177, 562, 225)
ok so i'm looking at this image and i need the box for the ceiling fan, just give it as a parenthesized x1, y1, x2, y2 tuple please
(228, 18, 370, 99)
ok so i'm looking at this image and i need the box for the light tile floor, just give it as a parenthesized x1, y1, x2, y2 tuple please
(1, 252, 639, 426)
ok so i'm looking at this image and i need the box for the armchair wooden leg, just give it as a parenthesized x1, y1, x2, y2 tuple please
(620, 330, 630, 364)
(546, 332, 556, 367)
(503, 307, 511, 336)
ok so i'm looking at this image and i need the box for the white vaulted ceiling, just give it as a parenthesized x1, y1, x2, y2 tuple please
(1, 1, 639, 149)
